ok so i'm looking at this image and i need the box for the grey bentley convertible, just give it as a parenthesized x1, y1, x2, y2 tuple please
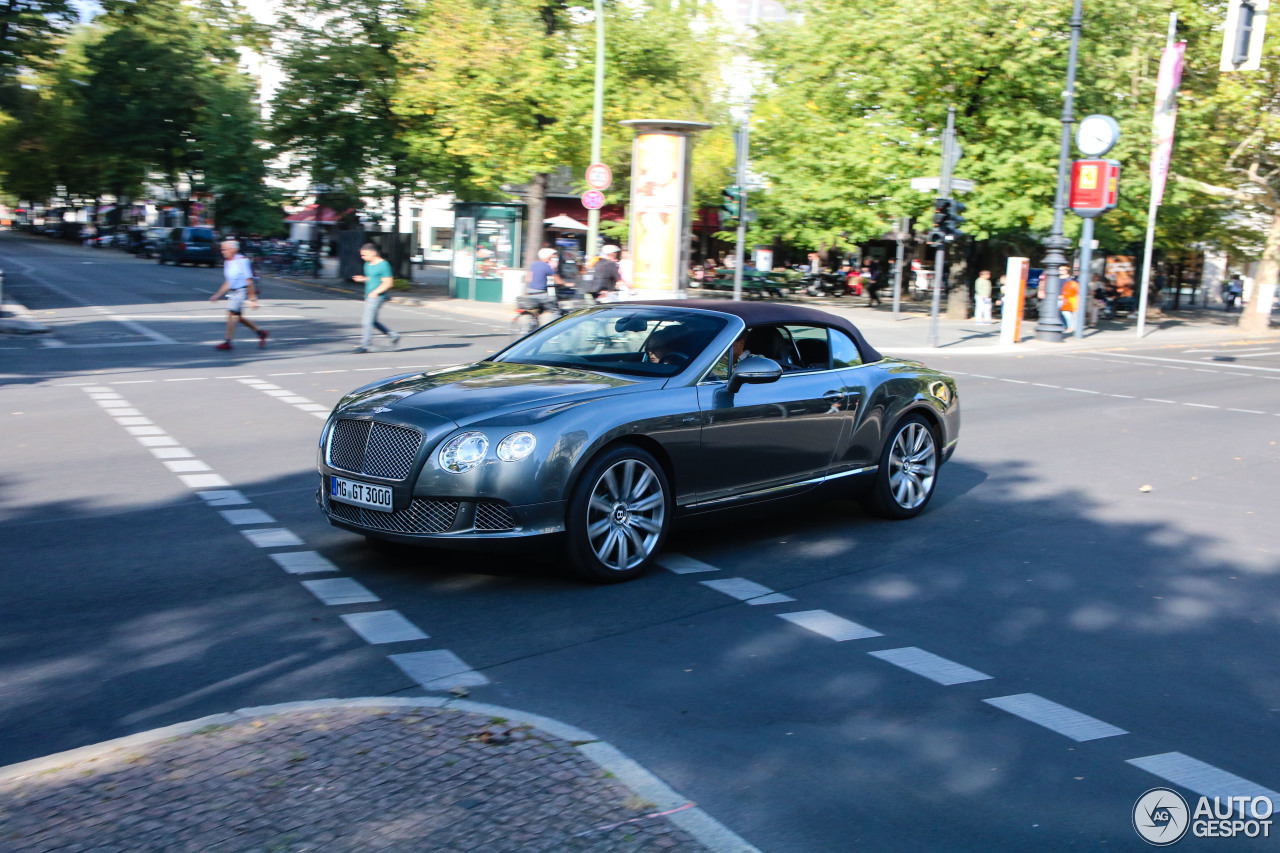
(317, 300, 960, 582)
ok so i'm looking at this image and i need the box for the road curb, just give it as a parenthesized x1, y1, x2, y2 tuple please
(0, 697, 760, 853)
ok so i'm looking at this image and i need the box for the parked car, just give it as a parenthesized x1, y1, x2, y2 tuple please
(138, 227, 168, 259)
(316, 300, 960, 583)
(156, 226, 220, 266)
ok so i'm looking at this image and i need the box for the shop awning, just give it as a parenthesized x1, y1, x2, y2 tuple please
(284, 205, 344, 223)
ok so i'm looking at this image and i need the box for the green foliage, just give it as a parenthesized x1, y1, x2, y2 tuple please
(394, 0, 731, 204)
(749, 0, 1239, 256)
(0, 0, 276, 227)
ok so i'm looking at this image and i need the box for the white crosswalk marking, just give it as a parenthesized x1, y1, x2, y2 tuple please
(983, 693, 1126, 741)
(777, 610, 882, 641)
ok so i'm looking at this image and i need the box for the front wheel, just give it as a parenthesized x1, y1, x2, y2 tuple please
(565, 445, 671, 583)
(862, 414, 939, 519)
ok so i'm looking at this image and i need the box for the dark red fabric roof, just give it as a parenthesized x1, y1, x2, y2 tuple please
(633, 299, 883, 363)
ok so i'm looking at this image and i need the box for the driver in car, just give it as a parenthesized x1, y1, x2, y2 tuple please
(646, 326, 692, 366)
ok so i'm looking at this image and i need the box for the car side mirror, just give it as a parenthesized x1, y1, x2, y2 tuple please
(729, 355, 783, 393)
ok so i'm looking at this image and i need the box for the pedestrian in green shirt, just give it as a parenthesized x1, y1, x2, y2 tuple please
(351, 243, 401, 353)
(974, 270, 994, 324)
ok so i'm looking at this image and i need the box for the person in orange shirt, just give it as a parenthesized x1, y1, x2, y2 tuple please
(1059, 265, 1079, 333)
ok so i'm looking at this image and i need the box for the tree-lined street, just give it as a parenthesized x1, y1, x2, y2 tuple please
(4, 232, 1279, 849)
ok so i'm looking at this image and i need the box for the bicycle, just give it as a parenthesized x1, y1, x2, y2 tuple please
(510, 289, 584, 339)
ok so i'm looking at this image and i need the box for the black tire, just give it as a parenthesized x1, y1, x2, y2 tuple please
(157, 254, 165, 265)
(861, 413, 940, 520)
(565, 445, 671, 583)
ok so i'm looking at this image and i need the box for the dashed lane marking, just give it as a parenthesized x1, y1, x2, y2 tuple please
(699, 578, 796, 605)
(195, 490, 248, 506)
(300, 577, 380, 606)
(777, 610, 883, 642)
(341, 610, 431, 645)
(657, 553, 720, 574)
(219, 508, 276, 525)
(1103, 352, 1280, 373)
(983, 693, 1127, 742)
(241, 528, 305, 549)
(868, 647, 993, 686)
(388, 650, 490, 691)
(270, 551, 340, 575)
(1143, 398, 1177, 404)
(1127, 753, 1280, 804)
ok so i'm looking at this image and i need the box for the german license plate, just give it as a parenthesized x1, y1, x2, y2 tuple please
(330, 476, 393, 512)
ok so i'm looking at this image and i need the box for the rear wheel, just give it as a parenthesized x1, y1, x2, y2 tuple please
(862, 414, 939, 519)
(511, 311, 539, 339)
(566, 445, 671, 583)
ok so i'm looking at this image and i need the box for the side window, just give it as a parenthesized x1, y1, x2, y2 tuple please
(169, 228, 181, 241)
(783, 325, 830, 370)
(702, 346, 733, 383)
(830, 328, 862, 368)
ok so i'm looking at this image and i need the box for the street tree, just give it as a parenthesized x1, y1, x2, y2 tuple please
(1174, 28, 1280, 331)
(748, 0, 1232, 266)
(395, 0, 726, 268)
(270, 0, 426, 256)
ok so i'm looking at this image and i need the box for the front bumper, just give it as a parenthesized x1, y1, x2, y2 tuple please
(317, 478, 566, 546)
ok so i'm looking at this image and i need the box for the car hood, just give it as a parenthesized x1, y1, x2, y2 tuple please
(336, 361, 653, 425)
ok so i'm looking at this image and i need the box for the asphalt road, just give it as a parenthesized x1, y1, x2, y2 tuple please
(3, 231, 1279, 851)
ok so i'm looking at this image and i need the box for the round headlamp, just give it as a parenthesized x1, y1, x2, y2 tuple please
(439, 431, 489, 474)
(496, 431, 536, 462)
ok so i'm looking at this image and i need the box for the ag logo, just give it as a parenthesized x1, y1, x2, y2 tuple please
(1134, 787, 1190, 845)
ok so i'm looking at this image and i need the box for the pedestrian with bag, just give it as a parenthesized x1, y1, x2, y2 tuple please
(210, 240, 268, 351)
(351, 242, 401, 353)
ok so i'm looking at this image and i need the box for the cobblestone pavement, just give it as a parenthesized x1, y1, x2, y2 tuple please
(0, 706, 710, 853)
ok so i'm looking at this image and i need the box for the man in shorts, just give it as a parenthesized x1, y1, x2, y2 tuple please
(210, 240, 267, 350)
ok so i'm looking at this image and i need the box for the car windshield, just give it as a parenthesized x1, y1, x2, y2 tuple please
(494, 308, 728, 377)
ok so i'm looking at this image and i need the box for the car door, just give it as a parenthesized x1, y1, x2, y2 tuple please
(694, 327, 849, 504)
(830, 327, 882, 472)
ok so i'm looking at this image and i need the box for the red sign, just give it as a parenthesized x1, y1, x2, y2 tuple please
(585, 163, 612, 191)
(581, 190, 605, 210)
(1069, 159, 1121, 217)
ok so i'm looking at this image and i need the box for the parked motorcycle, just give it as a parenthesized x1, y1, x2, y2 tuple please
(802, 272, 849, 298)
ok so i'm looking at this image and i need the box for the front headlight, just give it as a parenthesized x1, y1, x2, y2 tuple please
(439, 431, 489, 474)
(496, 431, 536, 462)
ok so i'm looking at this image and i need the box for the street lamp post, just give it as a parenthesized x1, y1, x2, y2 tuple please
(587, 0, 605, 258)
(1035, 0, 1084, 343)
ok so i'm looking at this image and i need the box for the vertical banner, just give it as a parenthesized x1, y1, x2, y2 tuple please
(629, 132, 686, 292)
(1150, 41, 1186, 207)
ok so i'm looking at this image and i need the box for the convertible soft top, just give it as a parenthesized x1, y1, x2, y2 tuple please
(633, 299, 884, 364)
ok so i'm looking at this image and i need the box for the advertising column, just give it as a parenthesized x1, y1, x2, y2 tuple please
(620, 119, 712, 299)
(1000, 257, 1029, 346)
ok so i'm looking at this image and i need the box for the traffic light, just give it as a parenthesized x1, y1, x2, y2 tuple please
(720, 186, 743, 222)
(927, 197, 967, 246)
(948, 199, 967, 235)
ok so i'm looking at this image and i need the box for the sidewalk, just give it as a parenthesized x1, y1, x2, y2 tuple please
(269, 264, 1279, 354)
(0, 698, 755, 853)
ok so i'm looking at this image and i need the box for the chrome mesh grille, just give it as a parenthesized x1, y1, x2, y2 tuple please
(328, 420, 371, 473)
(327, 419, 421, 480)
(327, 497, 460, 534)
(363, 423, 421, 480)
(474, 501, 515, 532)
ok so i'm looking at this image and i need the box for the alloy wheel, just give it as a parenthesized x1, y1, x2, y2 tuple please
(585, 458, 666, 572)
(888, 422, 937, 510)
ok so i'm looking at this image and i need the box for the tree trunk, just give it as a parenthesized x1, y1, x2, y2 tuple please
(1238, 209, 1279, 333)
(523, 172, 548, 270)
